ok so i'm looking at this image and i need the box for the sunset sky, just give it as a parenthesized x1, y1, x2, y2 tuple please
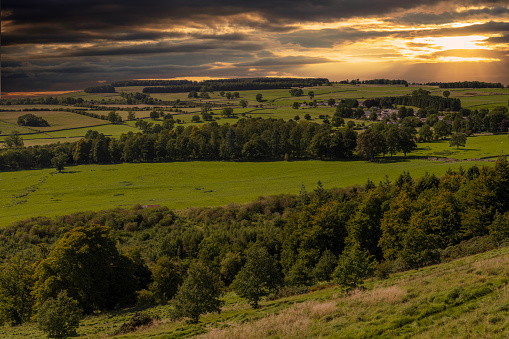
(2, 0, 509, 92)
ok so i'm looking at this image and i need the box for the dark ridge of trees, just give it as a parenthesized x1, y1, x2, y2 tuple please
(0, 96, 85, 106)
(425, 81, 504, 89)
(111, 80, 196, 87)
(142, 78, 329, 94)
(339, 79, 408, 85)
(84, 85, 116, 93)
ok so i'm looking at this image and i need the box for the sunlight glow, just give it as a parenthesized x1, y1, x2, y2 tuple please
(436, 56, 500, 62)
(413, 35, 488, 50)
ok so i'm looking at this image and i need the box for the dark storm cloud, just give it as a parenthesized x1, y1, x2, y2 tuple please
(389, 6, 509, 25)
(278, 28, 398, 48)
(2, 0, 508, 91)
(54, 40, 263, 58)
(234, 55, 333, 67)
(1, 0, 461, 46)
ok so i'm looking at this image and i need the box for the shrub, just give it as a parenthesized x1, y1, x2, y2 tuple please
(37, 290, 81, 339)
(116, 312, 159, 334)
(135, 289, 157, 307)
(375, 261, 393, 279)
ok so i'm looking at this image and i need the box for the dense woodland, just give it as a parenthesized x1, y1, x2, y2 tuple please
(1, 159, 509, 325)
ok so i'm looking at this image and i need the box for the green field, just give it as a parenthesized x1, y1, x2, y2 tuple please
(0, 158, 492, 226)
(1, 84, 508, 145)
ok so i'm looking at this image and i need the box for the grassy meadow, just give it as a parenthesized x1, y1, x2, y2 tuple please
(0, 158, 490, 226)
(1, 238, 508, 338)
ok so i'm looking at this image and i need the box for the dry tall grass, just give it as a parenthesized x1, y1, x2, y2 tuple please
(200, 300, 339, 339)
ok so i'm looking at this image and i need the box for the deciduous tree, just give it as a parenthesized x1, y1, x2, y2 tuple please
(232, 247, 282, 308)
(171, 261, 223, 323)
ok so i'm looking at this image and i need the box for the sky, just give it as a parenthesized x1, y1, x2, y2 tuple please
(2, 0, 509, 93)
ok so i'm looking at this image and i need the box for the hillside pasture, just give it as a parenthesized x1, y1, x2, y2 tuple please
(0, 239, 508, 338)
(413, 133, 509, 160)
(0, 159, 491, 226)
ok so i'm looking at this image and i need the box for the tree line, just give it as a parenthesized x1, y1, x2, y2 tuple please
(0, 118, 361, 170)
(142, 78, 329, 93)
(83, 85, 116, 93)
(1, 160, 509, 326)
(425, 81, 505, 89)
(339, 79, 408, 85)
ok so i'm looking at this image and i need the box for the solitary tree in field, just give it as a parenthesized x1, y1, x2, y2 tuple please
(449, 132, 467, 149)
(149, 111, 159, 120)
(51, 153, 68, 173)
(256, 93, 263, 102)
(240, 99, 248, 108)
(308, 91, 315, 99)
(443, 90, 450, 98)
(221, 107, 234, 118)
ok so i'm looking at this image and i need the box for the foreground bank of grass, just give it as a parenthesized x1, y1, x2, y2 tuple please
(0, 158, 487, 226)
(2, 241, 508, 338)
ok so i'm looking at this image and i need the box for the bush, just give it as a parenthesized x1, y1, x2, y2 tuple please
(375, 261, 393, 280)
(116, 312, 159, 334)
(37, 290, 81, 339)
(135, 289, 157, 307)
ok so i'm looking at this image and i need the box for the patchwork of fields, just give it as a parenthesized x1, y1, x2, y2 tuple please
(0, 83, 508, 225)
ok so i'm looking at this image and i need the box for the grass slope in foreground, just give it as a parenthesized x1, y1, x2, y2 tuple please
(2, 242, 509, 338)
(0, 159, 489, 226)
